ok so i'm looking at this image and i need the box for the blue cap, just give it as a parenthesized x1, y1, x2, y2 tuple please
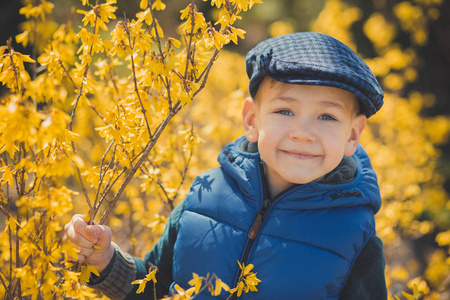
(245, 32, 384, 117)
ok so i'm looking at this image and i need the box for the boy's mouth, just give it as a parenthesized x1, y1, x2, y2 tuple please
(280, 150, 321, 160)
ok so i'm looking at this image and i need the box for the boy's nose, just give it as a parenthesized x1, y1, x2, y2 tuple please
(288, 118, 316, 142)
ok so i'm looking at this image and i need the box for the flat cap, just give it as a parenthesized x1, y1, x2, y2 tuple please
(245, 32, 384, 117)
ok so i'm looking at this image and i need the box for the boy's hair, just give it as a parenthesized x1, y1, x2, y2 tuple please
(245, 32, 384, 118)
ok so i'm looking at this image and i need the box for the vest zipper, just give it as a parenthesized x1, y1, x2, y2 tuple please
(240, 196, 272, 265)
(232, 161, 273, 300)
(231, 160, 299, 299)
(248, 197, 271, 239)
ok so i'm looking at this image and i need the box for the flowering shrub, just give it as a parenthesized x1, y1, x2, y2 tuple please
(1, 0, 450, 299)
(0, 0, 259, 298)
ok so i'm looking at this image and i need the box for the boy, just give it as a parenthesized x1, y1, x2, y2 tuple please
(64, 32, 387, 299)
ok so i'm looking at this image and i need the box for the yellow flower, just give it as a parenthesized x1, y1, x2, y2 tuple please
(0, 165, 14, 189)
(140, 0, 149, 9)
(166, 284, 195, 300)
(188, 273, 203, 294)
(77, 1, 117, 32)
(131, 266, 158, 294)
(136, 8, 154, 25)
(212, 277, 230, 296)
(152, 0, 166, 11)
(179, 4, 207, 33)
(79, 263, 100, 283)
(19, 1, 54, 21)
(229, 261, 261, 297)
(395, 285, 423, 300)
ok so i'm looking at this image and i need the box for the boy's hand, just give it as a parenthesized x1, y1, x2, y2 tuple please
(64, 214, 115, 273)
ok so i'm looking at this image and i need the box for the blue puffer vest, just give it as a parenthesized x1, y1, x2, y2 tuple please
(172, 136, 381, 299)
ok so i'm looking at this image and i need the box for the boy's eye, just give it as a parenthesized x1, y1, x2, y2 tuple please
(318, 114, 336, 121)
(276, 110, 293, 116)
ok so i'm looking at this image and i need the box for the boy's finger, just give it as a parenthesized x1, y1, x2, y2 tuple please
(70, 215, 98, 244)
(73, 215, 99, 241)
(86, 224, 112, 247)
(66, 225, 96, 248)
(76, 253, 87, 264)
(77, 245, 95, 259)
(86, 225, 100, 237)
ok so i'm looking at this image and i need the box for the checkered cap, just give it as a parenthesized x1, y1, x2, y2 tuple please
(246, 32, 384, 117)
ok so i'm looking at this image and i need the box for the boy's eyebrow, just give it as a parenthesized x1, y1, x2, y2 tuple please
(274, 97, 348, 111)
(318, 100, 346, 111)
(274, 96, 296, 102)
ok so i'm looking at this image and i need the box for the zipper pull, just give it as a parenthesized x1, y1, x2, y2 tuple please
(248, 197, 272, 240)
(248, 213, 264, 239)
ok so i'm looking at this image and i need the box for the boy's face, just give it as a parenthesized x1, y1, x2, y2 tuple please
(243, 78, 367, 196)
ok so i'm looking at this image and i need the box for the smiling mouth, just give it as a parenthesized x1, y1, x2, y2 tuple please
(281, 150, 321, 159)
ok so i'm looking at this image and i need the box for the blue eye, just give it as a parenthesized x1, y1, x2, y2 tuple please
(319, 114, 336, 121)
(277, 110, 293, 116)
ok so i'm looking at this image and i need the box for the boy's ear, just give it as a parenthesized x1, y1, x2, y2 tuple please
(242, 97, 259, 142)
(344, 114, 367, 156)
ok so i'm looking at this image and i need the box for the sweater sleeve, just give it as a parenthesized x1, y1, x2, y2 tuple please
(87, 200, 186, 300)
(339, 235, 387, 300)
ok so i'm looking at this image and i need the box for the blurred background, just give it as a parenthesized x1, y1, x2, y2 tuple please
(1, 0, 450, 299)
(2, 0, 450, 163)
(2, 0, 450, 118)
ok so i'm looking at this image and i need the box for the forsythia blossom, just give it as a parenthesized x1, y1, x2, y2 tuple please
(229, 261, 261, 297)
(131, 266, 158, 294)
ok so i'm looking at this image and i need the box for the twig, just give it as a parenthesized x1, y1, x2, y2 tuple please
(103, 51, 120, 96)
(89, 140, 116, 223)
(99, 108, 177, 225)
(68, 7, 101, 210)
(195, 49, 219, 84)
(0, 204, 20, 226)
(94, 0, 224, 225)
(193, 49, 220, 98)
(0, 269, 9, 295)
(57, 45, 105, 121)
(6, 40, 22, 97)
(57, 59, 79, 90)
(183, 1, 196, 80)
(140, 163, 173, 208)
(15, 212, 21, 300)
(171, 143, 194, 206)
(146, 7, 172, 108)
(31, 15, 38, 108)
(122, 17, 153, 139)
(148, 6, 164, 60)
(8, 225, 12, 290)
(72, 142, 93, 210)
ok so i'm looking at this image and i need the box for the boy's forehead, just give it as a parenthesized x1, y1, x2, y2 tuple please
(257, 77, 360, 112)
(245, 32, 383, 118)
